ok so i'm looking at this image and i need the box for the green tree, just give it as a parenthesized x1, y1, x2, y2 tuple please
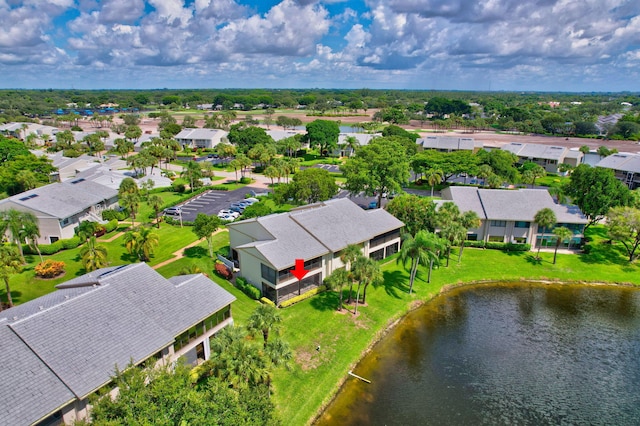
(20, 221, 43, 263)
(79, 236, 108, 272)
(552, 226, 573, 264)
(0, 208, 38, 262)
(181, 160, 203, 192)
(534, 207, 557, 259)
(565, 164, 631, 229)
(228, 124, 274, 153)
(242, 202, 273, 219)
(607, 206, 640, 262)
(0, 245, 22, 309)
(425, 169, 444, 197)
(341, 137, 410, 208)
(192, 213, 221, 258)
(340, 243, 362, 304)
(437, 202, 468, 267)
(247, 304, 282, 348)
(324, 267, 350, 311)
(351, 255, 382, 312)
(123, 226, 159, 261)
(119, 192, 140, 226)
(75, 220, 98, 242)
(148, 195, 164, 228)
(385, 194, 437, 237)
(273, 168, 338, 205)
(305, 119, 340, 156)
(398, 230, 443, 294)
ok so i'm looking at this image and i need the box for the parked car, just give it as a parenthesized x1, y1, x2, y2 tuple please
(229, 203, 246, 213)
(218, 214, 237, 221)
(218, 210, 239, 219)
(164, 207, 182, 216)
(368, 201, 378, 209)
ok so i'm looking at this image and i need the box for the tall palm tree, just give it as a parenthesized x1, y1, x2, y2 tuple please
(0, 245, 22, 309)
(247, 304, 282, 348)
(552, 226, 573, 264)
(351, 255, 382, 313)
(181, 161, 203, 192)
(398, 230, 444, 293)
(20, 221, 43, 263)
(340, 244, 362, 304)
(148, 195, 164, 229)
(534, 207, 557, 259)
(324, 268, 350, 311)
(458, 211, 481, 262)
(1, 208, 38, 263)
(80, 236, 108, 272)
(425, 168, 444, 197)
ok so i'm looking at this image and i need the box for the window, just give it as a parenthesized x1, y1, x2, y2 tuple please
(174, 306, 231, 351)
(514, 221, 530, 228)
(490, 220, 506, 227)
(370, 229, 400, 247)
(261, 263, 276, 284)
(60, 217, 72, 227)
(385, 243, 399, 257)
(488, 235, 504, 242)
(370, 248, 384, 261)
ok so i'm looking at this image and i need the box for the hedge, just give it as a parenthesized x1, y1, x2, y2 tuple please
(260, 297, 276, 307)
(463, 240, 531, 252)
(235, 277, 261, 300)
(279, 285, 326, 308)
(104, 219, 119, 233)
(102, 209, 128, 221)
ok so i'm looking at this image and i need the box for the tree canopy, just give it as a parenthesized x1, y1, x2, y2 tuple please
(341, 137, 411, 208)
(273, 167, 338, 205)
(228, 124, 274, 153)
(304, 119, 340, 156)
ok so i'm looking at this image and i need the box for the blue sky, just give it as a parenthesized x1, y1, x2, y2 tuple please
(1, 0, 640, 91)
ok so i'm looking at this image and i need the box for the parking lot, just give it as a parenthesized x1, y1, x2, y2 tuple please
(169, 186, 269, 222)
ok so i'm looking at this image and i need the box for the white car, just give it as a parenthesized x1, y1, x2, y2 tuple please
(218, 210, 239, 219)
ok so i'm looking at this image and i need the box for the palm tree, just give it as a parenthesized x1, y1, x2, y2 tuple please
(552, 226, 573, 264)
(179, 264, 203, 275)
(458, 211, 481, 262)
(134, 227, 159, 262)
(20, 221, 43, 263)
(425, 169, 444, 197)
(120, 192, 140, 226)
(340, 244, 362, 304)
(534, 207, 557, 259)
(398, 230, 443, 293)
(351, 255, 381, 313)
(324, 268, 350, 311)
(477, 164, 493, 187)
(79, 236, 108, 272)
(1, 208, 38, 263)
(247, 304, 282, 348)
(181, 161, 203, 192)
(148, 195, 164, 228)
(0, 245, 22, 309)
(76, 220, 98, 242)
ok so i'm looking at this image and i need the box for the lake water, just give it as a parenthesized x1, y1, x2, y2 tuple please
(316, 283, 640, 425)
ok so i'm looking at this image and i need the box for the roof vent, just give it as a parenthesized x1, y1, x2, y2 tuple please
(39, 306, 44, 310)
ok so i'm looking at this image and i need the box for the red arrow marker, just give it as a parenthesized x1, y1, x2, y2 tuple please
(291, 259, 309, 281)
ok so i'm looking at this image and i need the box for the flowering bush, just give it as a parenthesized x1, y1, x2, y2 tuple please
(35, 260, 65, 278)
(214, 262, 232, 280)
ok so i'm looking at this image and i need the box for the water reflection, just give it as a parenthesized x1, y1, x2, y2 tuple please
(316, 282, 640, 425)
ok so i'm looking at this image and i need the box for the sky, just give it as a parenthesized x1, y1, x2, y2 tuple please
(1, 0, 640, 92)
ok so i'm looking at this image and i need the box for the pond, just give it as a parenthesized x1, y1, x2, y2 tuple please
(316, 282, 640, 425)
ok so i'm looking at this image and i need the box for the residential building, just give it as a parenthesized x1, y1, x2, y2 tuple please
(501, 142, 584, 172)
(0, 263, 235, 425)
(0, 122, 58, 144)
(440, 187, 587, 248)
(595, 152, 640, 189)
(0, 179, 118, 244)
(174, 128, 228, 149)
(334, 133, 380, 157)
(416, 135, 480, 152)
(227, 198, 403, 305)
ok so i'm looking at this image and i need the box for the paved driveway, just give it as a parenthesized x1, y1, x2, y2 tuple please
(172, 186, 269, 222)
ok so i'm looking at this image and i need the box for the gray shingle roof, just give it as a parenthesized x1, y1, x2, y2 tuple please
(175, 128, 228, 142)
(443, 187, 587, 224)
(596, 153, 640, 174)
(0, 179, 117, 219)
(417, 136, 475, 151)
(0, 325, 75, 426)
(231, 198, 404, 270)
(0, 263, 235, 423)
(501, 142, 567, 160)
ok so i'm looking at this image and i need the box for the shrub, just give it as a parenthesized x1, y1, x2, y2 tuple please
(35, 260, 65, 278)
(260, 297, 276, 307)
(280, 286, 326, 308)
(215, 262, 232, 280)
(209, 185, 229, 191)
(61, 236, 81, 250)
(235, 277, 261, 300)
(239, 177, 252, 184)
(463, 240, 530, 252)
(173, 183, 186, 193)
(37, 241, 63, 255)
(104, 219, 118, 233)
(102, 209, 127, 221)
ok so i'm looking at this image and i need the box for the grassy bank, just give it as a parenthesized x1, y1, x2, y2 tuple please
(269, 227, 640, 425)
